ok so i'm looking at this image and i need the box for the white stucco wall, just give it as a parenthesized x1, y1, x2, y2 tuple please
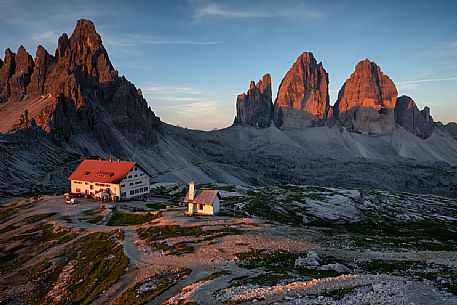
(119, 166, 150, 199)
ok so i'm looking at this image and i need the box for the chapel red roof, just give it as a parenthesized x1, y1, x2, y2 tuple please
(183, 189, 219, 205)
(68, 159, 137, 184)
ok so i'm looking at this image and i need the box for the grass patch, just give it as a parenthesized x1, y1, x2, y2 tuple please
(195, 270, 230, 283)
(150, 241, 195, 256)
(137, 225, 203, 240)
(26, 212, 57, 223)
(146, 203, 167, 210)
(360, 259, 457, 296)
(0, 223, 77, 274)
(113, 268, 191, 305)
(235, 249, 342, 278)
(0, 224, 19, 234)
(45, 232, 129, 305)
(107, 211, 161, 226)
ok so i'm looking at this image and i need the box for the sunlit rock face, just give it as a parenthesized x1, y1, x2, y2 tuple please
(273, 52, 329, 128)
(395, 95, 434, 139)
(0, 19, 160, 156)
(334, 59, 398, 135)
(234, 73, 272, 128)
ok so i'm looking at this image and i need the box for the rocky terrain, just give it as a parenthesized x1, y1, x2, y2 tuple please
(333, 59, 398, 135)
(395, 95, 435, 139)
(0, 19, 160, 158)
(0, 183, 456, 304)
(273, 52, 329, 128)
(1, 19, 457, 200)
(234, 74, 273, 128)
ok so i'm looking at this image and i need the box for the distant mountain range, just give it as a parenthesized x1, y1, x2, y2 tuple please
(1, 19, 457, 197)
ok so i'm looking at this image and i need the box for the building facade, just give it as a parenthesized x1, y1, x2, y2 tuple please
(69, 159, 151, 201)
(183, 180, 220, 215)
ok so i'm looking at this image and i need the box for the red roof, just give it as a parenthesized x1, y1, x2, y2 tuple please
(183, 190, 219, 205)
(68, 159, 137, 184)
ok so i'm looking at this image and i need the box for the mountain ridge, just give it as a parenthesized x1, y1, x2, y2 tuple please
(1, 19, 457, 198)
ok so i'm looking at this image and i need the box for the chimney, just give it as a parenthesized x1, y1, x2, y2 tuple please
(188, 180, 195, 202)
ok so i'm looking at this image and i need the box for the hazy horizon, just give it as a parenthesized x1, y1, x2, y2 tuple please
(1, 0, 456, 130)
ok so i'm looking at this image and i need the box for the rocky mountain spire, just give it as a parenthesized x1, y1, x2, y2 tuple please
(334, 59, 398, 134)
(273, 52, 329, 128)
(0, 19, 160, 157)
(234, 73, 272, 128)
(395, 95, 434, 139)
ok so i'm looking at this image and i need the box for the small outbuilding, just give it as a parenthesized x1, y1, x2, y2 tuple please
(183, 180, 220, 216)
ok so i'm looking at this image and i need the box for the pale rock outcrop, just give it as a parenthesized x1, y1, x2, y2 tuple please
(273, 52, 329, 128)
(234, 73, 272, 128)
(334, 59, 398, 135)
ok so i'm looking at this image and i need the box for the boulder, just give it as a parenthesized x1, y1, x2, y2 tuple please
(273, 52, 329, 128)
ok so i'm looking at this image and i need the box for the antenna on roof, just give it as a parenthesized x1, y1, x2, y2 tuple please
(109, 152, 112, 162)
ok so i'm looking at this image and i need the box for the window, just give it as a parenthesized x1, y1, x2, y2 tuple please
(128, 175, 132, 179)
(121, 192, 126, 197)
(135, 181, 141, 185)
(85, 182, 89, 185)
(134, 174, 138, 177)
(76, 188, 81, 193)
(130, 183, 134, 186)
(130, 190, 134, 195)
(90, 185, 94, 190)
(121, 184, 125, 187)
(199, 204, 204, 210)
(144, 187, 148, 191)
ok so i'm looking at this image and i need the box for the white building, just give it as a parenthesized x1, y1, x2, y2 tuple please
(183, 180, 220, 215)
(68, 159, 151, 201)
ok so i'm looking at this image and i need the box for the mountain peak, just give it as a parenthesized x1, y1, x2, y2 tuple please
(274, 51, 329, 128)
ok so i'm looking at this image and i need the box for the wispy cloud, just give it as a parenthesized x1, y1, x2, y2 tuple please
(103, 33, 220, 47)
(142, 83, 234, 130)
(143, 85, 204, 95)
(188, 0, 323, 23)
(397, 77, 457, 85)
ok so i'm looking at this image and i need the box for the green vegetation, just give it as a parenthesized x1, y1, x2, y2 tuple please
(28, 259, 66, 304)
(137, 225, 203, 240)
(0, 207, 16, 223)
(113, 268, 191, 305)
(26, 212, 57, 223)
(150, 241, 195, 255)
(0, 224, 19, 233)
(107, 211, 161, 226)
(0, 223, 77, 273)
(321, 219, 457, 251)
(235, 249, 342, 279)
(112, 229, 125, 240)
(195, 270, 230, 283)
(360, 259, 457, 296)
(145, 202, 167, 210)
(137, 225, 242, 244)
(44, 232, 129, 305)
(82, 209, 104, 224)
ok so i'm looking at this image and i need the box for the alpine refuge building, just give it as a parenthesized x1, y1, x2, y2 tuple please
(68, 159, 151, 201)
(183, 180, 220, 215)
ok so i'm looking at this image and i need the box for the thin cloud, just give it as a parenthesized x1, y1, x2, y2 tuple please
(103, 34, 220, 47)
(397, 77, 457, 84)
(143, 85, 204, 95)
(188, 0, 323, 23)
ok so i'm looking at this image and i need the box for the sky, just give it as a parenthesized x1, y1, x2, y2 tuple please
(0, 0, 456, 130)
